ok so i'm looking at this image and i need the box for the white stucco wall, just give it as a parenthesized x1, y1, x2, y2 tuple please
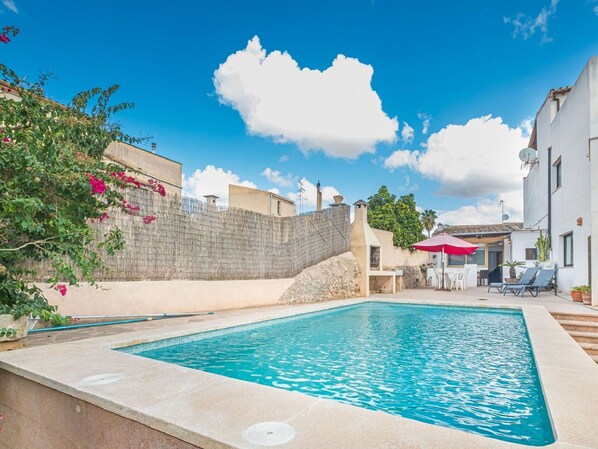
(40, 279, 294, 316)
(509, 230, 541, 277)
(523, 57, 597, 294)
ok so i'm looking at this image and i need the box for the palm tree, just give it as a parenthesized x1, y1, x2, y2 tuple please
(420, 209, 438, 237)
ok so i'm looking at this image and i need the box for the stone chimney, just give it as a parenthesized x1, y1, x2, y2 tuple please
(330, 195, 344, 207)
(204, 195, 218, 206)
(354, 199, 368, 223)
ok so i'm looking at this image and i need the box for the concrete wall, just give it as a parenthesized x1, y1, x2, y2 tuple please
(104, 141, 183, 196)
(228, 185, 296, 216)
(372, 228, 429, 268)
(0, 370, 197, 449)
(523, 57, 597, 296)
(40, 279, 294, 316)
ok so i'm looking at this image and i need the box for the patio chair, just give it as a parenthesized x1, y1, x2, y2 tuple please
(488, 266, 539, 293)
(432, 267, 444, 288)
(503, 269, 558, 297)
(452, 267, 471, 291)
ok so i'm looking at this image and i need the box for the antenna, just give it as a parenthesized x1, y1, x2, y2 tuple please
(298, 180, 305, 214)
(518, 147, 537, 169)
(499, 200, 506, 223)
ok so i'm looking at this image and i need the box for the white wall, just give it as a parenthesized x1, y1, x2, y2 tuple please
(40, 279, 295, 316)
(523, 57, 597, 293)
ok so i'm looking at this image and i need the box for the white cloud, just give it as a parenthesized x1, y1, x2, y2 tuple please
(214, 36, 398, 159)
(261, 167, 296, 187)
(418, 112, 431, 134)
(287, 178, 340, 211)
(437, 190, 523, 226)
(519, 117, 533, 138)
(504, 0, 558, 44)
(2, 0, 18, 13)
(401, 122, 414, 143)
(268, 187, 280, 194)
(183, 165, 256, 204)
(278, 154, 289, 163)
(383, 149, 420, 171)
(384, 115, 528, 197)
(594, 5, 598, 15)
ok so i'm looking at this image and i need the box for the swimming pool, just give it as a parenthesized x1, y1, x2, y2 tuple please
(120, 302, 554, 446)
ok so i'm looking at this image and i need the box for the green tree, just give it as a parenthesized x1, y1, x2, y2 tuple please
(0, 27, 163, 337)
(367, 187, 425, 249)
(420, 209, 438, 237)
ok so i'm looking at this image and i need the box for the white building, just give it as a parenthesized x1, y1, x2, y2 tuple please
(523, 56, 598, 304)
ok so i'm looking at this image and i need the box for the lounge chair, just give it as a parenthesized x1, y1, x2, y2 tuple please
(488, 267, 539, 293)
(503, 269, 558, 297)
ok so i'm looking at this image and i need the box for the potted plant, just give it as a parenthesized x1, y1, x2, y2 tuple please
(0, 276, 67, 342)
(499, 260, 525, 283)
(570, 286, 583, 303)
(580, 285, 592, 305)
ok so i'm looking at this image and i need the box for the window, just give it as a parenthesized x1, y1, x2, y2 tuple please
(525, 248, 538, 260)
(553, 157, 562, 190)
(277, 201, 281, 216)
(448, 246, 486, 266)
(563, 232, 573, 266)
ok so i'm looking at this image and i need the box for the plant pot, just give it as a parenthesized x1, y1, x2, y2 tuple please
(0, 314, 28, 342)
(581, 293, 592, 305)
(504, 278, 519, 284)
(571, 291, 583, 302)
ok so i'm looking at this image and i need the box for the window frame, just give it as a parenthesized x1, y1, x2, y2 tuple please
(553, 157, 562, 191)
(525, 248, 538, 260)
(563, 232, 573, 267)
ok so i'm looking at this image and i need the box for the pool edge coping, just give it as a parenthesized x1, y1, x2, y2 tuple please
(1, 297, 598, 449)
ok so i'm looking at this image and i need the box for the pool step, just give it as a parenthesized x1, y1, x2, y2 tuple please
(568, 331, 598, 344)
(579, 343, 598, 356)
(558, 320, 598, 333)
(551, 312, 598, 364)
(551, 312, 598, 323)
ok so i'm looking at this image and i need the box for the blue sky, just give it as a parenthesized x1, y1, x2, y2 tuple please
(3, 0, 598, 223)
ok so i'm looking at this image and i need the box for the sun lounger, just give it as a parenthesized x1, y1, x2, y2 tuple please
(503, 268, 558, 297)
(488, 267, 539, 293)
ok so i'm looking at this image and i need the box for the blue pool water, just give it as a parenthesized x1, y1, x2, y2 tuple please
(119, 303, 554, 446)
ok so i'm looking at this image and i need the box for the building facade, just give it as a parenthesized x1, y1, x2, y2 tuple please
(228, 185, 296, 216)
(523, 56, 598, 303)
(104, 142, 183, 197)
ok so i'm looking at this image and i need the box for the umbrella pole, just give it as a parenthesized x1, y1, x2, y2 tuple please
(442, 247, 446, 289)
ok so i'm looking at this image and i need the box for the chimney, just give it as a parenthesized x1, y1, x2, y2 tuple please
(353, 200, 368, 224)
(151, 142, 157, 154)
(331, 195, 344, 207)
(204, 195, 218, 206)
(316, 181, 322, 212)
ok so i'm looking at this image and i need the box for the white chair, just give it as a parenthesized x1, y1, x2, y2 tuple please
(452, 267, 471, 291)
(432, 268, 443, 288)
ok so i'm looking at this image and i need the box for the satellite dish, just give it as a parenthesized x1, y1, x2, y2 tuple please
(502, 214, 510, 222)
(519, 148, 537, 163)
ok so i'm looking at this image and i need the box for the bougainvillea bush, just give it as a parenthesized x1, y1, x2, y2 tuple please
(0, 27, 164, 337)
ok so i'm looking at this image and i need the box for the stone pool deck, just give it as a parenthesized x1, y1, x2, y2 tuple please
(1, 287, 598, 449)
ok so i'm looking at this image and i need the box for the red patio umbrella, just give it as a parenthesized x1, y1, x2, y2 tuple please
(413, 233, 478, 290)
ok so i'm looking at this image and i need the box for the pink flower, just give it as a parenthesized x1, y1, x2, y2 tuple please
(110, 171, 141, 188)
(142, 214, 156, 224)
(98, 212, 110, 222)
(86, 174, 106, 195)
(54, 284, 67, 296)
(0, 34, 10, 44)
(2, 137, 10, 144)
(149, 179, 166, 197)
